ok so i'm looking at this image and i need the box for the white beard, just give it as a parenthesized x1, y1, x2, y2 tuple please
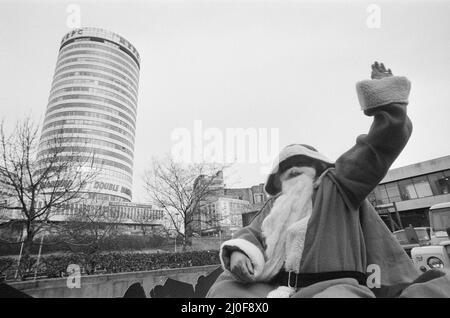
(259, 173, 314, 282)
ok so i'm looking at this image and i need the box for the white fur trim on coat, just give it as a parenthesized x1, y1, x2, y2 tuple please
(220, 238, 265, 278)
(356, 76, 411, 111)
(285, 215, 310, 272)
(267, 286, 296, 298)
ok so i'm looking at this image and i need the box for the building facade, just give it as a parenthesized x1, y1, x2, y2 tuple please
(0, 168, 13, 207)
(199, 197, 253, 237)
(224, 183, 268, 227)
(224, 183, 267, 207)
(190, 170, 268, 235)
(38, 27, 140, 202)
(49, 201, 165, 235)
(0, 197, 165, 237)
(368, 156, 450, 230)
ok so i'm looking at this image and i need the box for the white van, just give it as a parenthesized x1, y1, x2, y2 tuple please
(411, 202, 450, 272)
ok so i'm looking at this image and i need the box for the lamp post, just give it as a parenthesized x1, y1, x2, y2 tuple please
(34, 233, 46, 280)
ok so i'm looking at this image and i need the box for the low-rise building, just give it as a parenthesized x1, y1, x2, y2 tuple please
(224, 183, 267, 207)
(49, 201, 165, 235)
(368, 155, 450, 230)
(189, 169, 269, 236)
(199, 197, 253, 237)
(0, 199, 166, 237)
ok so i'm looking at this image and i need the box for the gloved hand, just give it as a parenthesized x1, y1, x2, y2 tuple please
(371, 61, 393, 79)
(229, 250, 255, 282)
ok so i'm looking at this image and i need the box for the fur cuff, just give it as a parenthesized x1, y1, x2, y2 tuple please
(267, 286, 296, 298)
(220, 238, 265, 278)
(356, 76, 411, 111)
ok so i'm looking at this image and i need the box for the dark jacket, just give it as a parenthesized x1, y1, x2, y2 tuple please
(210, 76, 421, 298)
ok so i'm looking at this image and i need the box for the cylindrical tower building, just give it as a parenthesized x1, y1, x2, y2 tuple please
(39, 27, 140, 202)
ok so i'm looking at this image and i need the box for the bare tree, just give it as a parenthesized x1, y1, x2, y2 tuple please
(55, 203, 120, 275)
(0, 118, 98, 279)
(144, 156, 230, 250)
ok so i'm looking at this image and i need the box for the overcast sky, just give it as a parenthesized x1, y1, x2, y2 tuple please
(1, 0, 449, 202)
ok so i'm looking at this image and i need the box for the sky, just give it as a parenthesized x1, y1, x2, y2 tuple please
(0, 0, 449, 202)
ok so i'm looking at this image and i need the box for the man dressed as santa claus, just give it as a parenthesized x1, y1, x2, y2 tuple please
(207, 62, 450, 298)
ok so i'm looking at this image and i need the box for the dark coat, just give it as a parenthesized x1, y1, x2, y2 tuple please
(208, 76, 424, 298)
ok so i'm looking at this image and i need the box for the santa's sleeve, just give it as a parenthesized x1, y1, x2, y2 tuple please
(333, 76, 413, 209)
(219, 199, 273, 278)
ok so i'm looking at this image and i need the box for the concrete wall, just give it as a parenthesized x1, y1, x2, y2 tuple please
(191, 237, 225, 251)
(9, 265, 219, 298)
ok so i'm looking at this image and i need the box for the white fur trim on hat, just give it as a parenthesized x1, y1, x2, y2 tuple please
(219, 238, 265, 278)
(264, 144, 333, 196)
(269, 144, 333, 176)
(356, 76, 411, 111)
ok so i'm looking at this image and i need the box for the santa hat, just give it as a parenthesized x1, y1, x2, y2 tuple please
(265, 144, 334, 196)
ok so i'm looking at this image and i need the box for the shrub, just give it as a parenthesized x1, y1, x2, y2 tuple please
(0, 250, 220, 280)
(0, 234, 169, 257)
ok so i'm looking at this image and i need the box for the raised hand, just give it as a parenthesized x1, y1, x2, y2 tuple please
(371, 61, 393, 79)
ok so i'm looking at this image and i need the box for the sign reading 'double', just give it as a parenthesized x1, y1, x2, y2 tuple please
(93, 181, 131, 196)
